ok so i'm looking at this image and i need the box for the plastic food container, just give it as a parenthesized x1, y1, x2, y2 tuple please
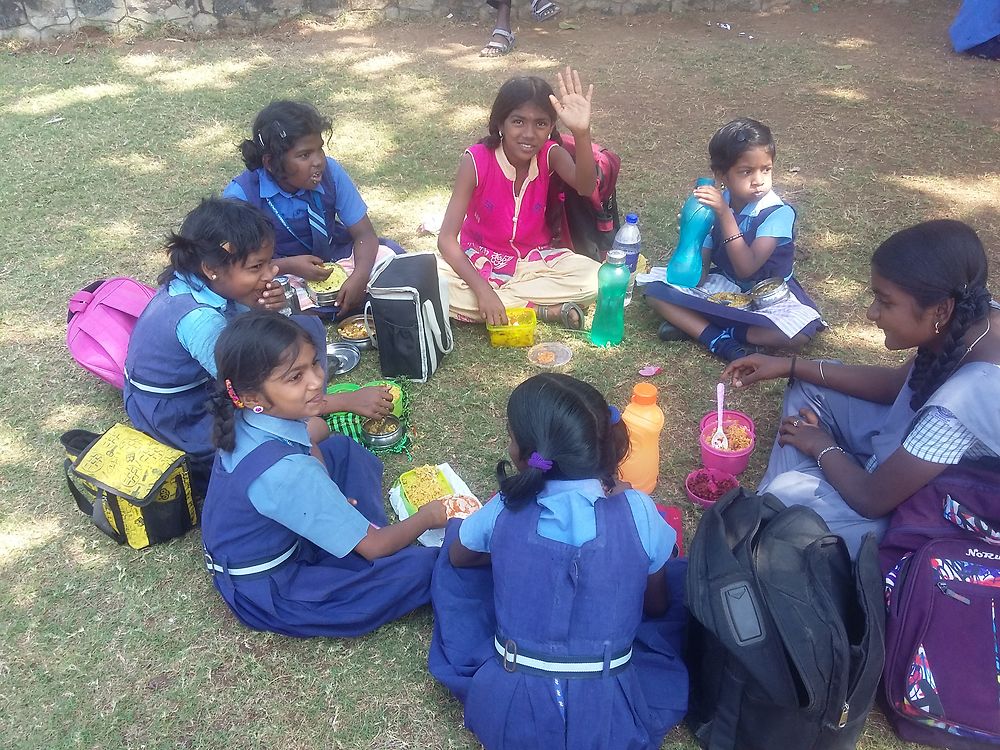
(698, 410, 756, 475)
(399, 465, 453, 515)
(527, 342, 573, 370)
(685, 467, 739, 509)
(487, 307, 537, 348)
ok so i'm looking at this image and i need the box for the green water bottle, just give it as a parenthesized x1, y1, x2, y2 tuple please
(666, 177, 716, 287)
(589, 249, 629, 347)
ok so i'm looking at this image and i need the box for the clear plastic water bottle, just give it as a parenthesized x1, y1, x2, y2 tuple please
(589, 248, 629, 347)
(613, 213, 642, 306)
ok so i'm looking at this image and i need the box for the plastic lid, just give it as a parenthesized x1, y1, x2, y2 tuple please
(695, 176, 715, 187)
(625, 213, 639, 224)
(631, 382, 658, 405)
(606, 249, 626, 264)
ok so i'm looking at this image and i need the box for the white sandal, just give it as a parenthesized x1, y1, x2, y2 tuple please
(530, 0, 562, 22)
(480, 28, 515, 57)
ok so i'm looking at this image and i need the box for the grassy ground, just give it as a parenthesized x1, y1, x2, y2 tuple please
(2, 2, 999, 747)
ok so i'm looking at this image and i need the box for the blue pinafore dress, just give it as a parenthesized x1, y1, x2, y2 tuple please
(201, 434, 438, 638)
(429, 495, 689, 749)
(643, 205, 823, 339)
(124, 286, 327, 498)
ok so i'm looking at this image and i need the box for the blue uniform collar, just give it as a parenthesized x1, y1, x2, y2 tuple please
(169, 272, 233, 311)
(256, 166, 326, 199)
(243, 409, 312, 448)
(538, 478, 606, 504)
(734, 189, 782, 218)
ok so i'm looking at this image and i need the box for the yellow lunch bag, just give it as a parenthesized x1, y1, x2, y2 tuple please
(61, 424, 198, 549)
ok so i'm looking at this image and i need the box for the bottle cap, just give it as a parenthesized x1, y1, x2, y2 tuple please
(625, 213, 639, 224)
(606, 249, 626, 264)
(694, 177, 714, 187)
(631, 382, 658, 405)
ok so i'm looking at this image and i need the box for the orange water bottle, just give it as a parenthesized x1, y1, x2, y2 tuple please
(618, 383, 665, 495)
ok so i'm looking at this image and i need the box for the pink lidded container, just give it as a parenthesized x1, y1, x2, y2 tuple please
(698, 410, 756, 475)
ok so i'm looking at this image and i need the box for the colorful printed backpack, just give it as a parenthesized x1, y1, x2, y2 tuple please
(552, 133, 622, 261)
(880, 465, 1000, 748)
(66, 277, 156, 389)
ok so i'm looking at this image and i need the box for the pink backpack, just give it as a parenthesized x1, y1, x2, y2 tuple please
(66, 278, 156, 389)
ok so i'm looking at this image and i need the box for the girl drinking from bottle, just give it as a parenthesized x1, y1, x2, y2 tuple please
(437, 68, 601, 330)
(643, 118, 823, 362)
(428, 373, 688, 749)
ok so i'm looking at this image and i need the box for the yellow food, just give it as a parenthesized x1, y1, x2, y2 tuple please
(339, 321, 370, 339)
(442, 494, 482, 520)
(753, 280, 783, 295)
(401, 465, 452, 508)
(536, 350, 557, 365)
(365, 417, 399, 436)
(702, 423, 753, 452)
(708, 292, 752, 308)
(308, 264, 348, 293)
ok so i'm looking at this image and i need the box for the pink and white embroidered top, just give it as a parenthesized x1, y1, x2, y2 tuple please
(459, 141, 569, 287)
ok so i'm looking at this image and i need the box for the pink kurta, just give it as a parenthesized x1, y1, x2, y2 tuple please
(459, 141, 570, 288)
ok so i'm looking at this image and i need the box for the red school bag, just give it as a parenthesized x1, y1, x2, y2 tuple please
(66, 277, 156, 389)
(553, 133, 622, 261)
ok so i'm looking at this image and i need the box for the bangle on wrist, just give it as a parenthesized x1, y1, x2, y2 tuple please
(816, 445, 846, 467)
(818, 359, 829, 387)
(722, 232, 744, 245)
(788, 355, 798, 384)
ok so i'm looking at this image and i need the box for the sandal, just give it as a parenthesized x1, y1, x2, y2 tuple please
(540, 302, 584, 330)
(480, 28, 515, 57)
(530, 0, 562, 22)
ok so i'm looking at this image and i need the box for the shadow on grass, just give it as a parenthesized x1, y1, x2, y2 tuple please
(1, 4, 998, 747)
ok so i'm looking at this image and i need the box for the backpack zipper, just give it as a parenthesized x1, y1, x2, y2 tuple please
(838, 702, 850, 728)
(937, 580, 971, 605)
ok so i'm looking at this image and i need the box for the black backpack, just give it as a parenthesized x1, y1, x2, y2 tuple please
(685, 489, 885, 750)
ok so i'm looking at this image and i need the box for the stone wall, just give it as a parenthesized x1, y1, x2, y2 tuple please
(1, 0, 906, 41)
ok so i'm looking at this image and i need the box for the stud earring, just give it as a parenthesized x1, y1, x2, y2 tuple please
(499, 130, 504, 140)
(252, 405, 264, 414)
(211, 274, 217, 280)
(934, 321, 941, 334)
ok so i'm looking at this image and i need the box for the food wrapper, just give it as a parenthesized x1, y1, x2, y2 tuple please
(389, 462, 480, 547)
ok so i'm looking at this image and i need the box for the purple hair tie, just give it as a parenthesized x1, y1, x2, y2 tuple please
(608, 405, 622, 424)
(527, 452, 553, 472)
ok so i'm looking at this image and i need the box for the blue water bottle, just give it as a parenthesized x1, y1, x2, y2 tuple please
(613, 213, 642, 306)
(589, 249, 629, 347)
(666, 177, 715, 288)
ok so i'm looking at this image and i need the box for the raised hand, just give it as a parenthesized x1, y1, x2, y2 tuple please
(548, 66, 593, 136)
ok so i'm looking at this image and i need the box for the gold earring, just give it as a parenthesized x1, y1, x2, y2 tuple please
(934, 321, 940, 334)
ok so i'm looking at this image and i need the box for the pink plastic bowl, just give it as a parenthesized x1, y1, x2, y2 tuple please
(698, 410, 756, 475)
(685, 467, 739, 509)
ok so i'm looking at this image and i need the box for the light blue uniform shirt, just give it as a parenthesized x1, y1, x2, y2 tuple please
(459, 479, 675, 574)
(223, 156, 369, 233)
(222, 410, 372, 558)
(702, 189, 795, 249)
(169, 273, 248, 377)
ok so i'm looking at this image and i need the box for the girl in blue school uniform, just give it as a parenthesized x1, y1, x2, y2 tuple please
(201, 312, 445, 638)
(223, 99, 404, 316)
(644, 118, 824, 362)
(124, 198, 393, 497)
(428, 373, 688, 750)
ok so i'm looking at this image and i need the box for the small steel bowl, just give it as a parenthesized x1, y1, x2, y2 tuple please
(361, 415, 405, 449)
(337, 314, 374, 351)
(750, 277, 791, 309)
(326, 342, 361, 378)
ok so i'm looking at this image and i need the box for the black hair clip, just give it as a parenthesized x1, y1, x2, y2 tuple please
(734, 130, 749, 143)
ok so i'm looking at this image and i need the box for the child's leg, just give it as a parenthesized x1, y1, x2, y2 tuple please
(744, 325, 810, 352)
(646, 296, 747, 362)
(316, 434, 388, 527)
(480, 0, 515, 57)
(436, 256, 525, 322)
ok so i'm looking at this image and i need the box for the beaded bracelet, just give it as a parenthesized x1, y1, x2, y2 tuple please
(722, 232, 744, 245)
(816, 445, 846, 467)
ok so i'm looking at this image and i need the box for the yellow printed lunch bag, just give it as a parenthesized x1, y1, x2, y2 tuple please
(61, 424, 198, 549)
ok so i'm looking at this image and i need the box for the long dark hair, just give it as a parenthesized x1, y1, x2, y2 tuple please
(497, 374, 629, 510)
(872, 219, 991, 410)
(481, 76, 561, 150)
(238, 100, 332, 180)
(708, 118, 776, 173)
(158, 198, 274, 287)
(210, 311, 314, 452)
